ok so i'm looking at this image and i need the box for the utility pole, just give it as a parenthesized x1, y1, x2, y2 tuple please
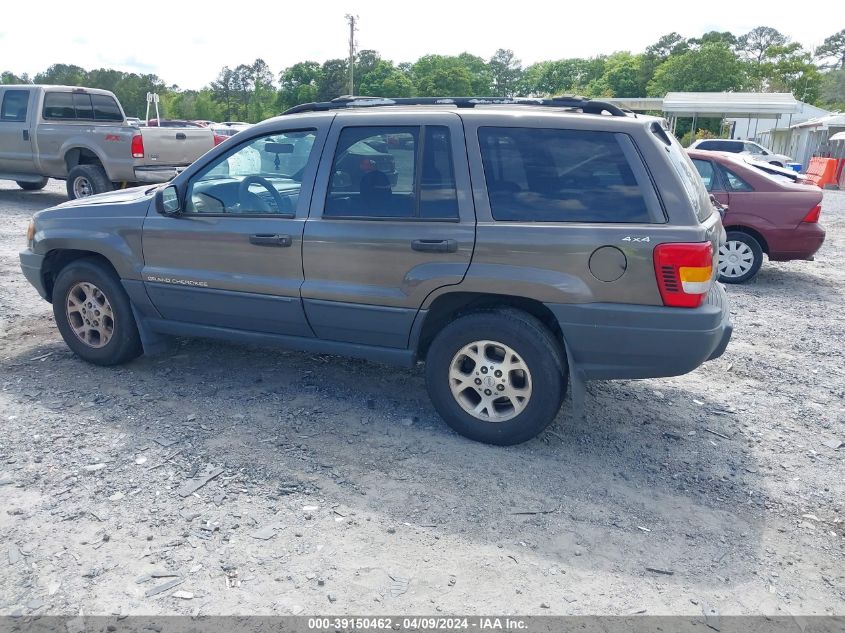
(345, 14, 358, 95)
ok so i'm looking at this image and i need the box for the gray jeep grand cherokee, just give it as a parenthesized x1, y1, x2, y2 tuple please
(19, 96, 732, 445)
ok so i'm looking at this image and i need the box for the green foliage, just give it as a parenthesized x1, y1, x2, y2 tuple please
(816, 29, 845, 70)
(648, 44, 747, 96)
(5, 24, 843, 123)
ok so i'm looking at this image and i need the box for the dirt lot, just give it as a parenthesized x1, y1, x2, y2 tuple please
(0, 181, 843, 617)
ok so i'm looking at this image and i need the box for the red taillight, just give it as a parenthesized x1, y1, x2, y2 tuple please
(213, 133, 227, 146)
(653, 242, 714, 308)
(803, 204, 821, 223)
(131, 134, 144, 158)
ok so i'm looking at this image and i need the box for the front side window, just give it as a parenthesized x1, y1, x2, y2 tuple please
(185, 129, 317, 215)
(1, 90, 29, 122)
(478, 127, 651, 223)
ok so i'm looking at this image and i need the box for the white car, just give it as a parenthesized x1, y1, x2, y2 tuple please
(689, 138, 792, 167)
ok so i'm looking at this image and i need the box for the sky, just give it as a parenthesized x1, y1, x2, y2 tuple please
(0, 0, 839, 89)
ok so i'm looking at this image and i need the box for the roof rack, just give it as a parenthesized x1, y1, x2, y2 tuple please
(281, 95, 628, 117)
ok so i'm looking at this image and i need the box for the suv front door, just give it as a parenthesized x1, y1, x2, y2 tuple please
(141, 126, 327, 337)
(0, 88, 35, 175)
(302, 112, 474, 348)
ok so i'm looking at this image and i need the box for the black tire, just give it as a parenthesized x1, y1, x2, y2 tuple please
(16, 178, 48, 191)
(425, 309, 567, 445)
(52, 258, 142, 366)
(718, 230, 764, 284)
(66, 164, 112, 199)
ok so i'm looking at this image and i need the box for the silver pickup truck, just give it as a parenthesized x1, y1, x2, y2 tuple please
(0, 85, 216, 199)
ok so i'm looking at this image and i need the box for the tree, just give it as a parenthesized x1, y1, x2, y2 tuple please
(688, 31, 737, 50)
(34, 64, 88, 86)
(1, 71, 31, 84)
(316, 59, 350, 101)
(278, 61, 322, 110)
(645, 33, 689, 60)
(761, 43, 821, 101)
(210, 67, 236, 120)
(358, 59, 414, 97)
(648, 43, 747, 95)
(737, 26, 788, 65)
(599, 52, 645, 97)
(820, 69, 845, 108)
(456, 53, 493, 94)
(488, 49, 522, 97)
(816, 29, 845, 69)
(413, 55, 474, 96)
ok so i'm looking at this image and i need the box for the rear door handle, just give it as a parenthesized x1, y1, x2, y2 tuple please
(175, 132, 187, 140)
(249, 234, 292, 247)
(411, 239, 458, 253)
(22, 130, 29, 141)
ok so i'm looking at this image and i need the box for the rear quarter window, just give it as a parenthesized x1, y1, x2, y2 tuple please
(478, 127, 654, 223)
(664, 136, 713, 223)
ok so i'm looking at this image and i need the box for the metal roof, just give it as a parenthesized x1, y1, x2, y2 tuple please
(791, 113, 845, 129)
(662, 92, 800, 118)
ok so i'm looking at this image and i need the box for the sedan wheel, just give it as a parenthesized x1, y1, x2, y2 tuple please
(718, 231, 764, 284)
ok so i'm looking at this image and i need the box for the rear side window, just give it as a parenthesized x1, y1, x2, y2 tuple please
(92, 95, 123, 121)
(666, 135, 712, 222)
(43, 92, 122, 121)
(324, 125, 459, 220)
(43, 92, 76, 119)
(1, 90, 29, 122)
(719, 165, 754, 191)
(478, 127, 651, 223)
(73, 93, 93, 119)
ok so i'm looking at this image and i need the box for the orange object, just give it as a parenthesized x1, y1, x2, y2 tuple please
(805, 157, 839, 188)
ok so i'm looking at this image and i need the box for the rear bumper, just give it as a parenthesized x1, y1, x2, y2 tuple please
(19, 249, 48, 300)
(767, 222, 826, 261)
(547, 284, 733, 380)
(133, 166, 185, 184)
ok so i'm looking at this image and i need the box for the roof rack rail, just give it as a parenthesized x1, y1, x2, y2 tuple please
(281, 95, 628, 117)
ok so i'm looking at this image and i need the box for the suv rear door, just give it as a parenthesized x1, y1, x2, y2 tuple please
(0, 87, 36, 175)
(301, 111, 474, 348)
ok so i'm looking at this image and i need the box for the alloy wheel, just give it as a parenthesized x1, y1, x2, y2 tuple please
(65, 282, 115, 348)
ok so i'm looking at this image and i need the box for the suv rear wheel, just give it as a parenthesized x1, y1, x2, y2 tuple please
(425, 309, 566, 445)
(718, 230, 763, 283)
(52, 258, 142, 365)
(67, 164, 112, 199)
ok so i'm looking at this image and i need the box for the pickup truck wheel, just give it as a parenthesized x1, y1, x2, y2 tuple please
(52, 258, 142, 365)
(425, 310, 566, 445)
(718, 231, 763, 284)
(16, 178, 48, 191)
(67, 164, 112, 199)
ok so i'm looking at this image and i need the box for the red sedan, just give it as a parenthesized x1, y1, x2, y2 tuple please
(688, 149, 825, 283)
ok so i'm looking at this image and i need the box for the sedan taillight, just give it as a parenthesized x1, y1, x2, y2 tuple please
(803, 204, 821, 223)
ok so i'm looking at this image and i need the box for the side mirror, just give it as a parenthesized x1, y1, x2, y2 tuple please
(156, 185, 182, 216)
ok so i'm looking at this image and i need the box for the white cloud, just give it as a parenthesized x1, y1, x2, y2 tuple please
(0, 0, 835, 89)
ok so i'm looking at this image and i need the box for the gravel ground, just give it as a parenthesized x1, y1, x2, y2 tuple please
(0, 181, 843, 617)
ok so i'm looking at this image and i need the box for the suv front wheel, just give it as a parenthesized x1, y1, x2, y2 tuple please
(52, 258, 142, 365)
(425, 309, 567, 445)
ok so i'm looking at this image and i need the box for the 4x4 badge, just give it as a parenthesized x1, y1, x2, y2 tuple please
(621, 236, 650, 242)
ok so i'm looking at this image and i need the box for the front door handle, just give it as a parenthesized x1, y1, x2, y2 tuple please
(249, 234, 292, 247)
(22, 130, 29, 141)
(175, 132, 187, 140)
(411, 239, 458, 253)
